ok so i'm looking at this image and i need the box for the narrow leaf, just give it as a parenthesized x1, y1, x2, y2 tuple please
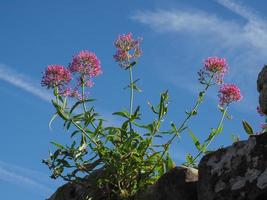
(188, 129, 202, 151)
(242, 120, 254, 135)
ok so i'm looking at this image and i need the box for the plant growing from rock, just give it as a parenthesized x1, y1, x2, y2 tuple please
(42, 33, 242, 199)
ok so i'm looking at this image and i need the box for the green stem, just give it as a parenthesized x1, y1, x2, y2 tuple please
(71, 119, 98, 147)
(129, 66, 134, 131)
(82, 81, 87, 113)
(81, 80, 87, 143)
(129, 66, 134, 117)
(186, 106, 228, 167)
(147, 73, 215, 176)
(55, 87, 59, 104)
(162, 74, 214, 155)
(81, 78, 97, 130)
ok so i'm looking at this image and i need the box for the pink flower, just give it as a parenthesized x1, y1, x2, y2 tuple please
(113, 33, 142, 67)
(69, 50, 102, 78)
(113, 50, 128, 64)
(70, 88, 80, 99)
(204, 57, 227, 73)
(199, 57, 228, 84)
(59, 87, 71, 97)
(218, 84, 242, 106)
(85, 80, 94, 87)
(41, 65, 71, 89)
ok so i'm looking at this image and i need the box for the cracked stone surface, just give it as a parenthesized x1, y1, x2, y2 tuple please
(257, 65, 267, 114)
(48, 166, 198, 200)
(198, 134, 267, 200)
(135, 166, 198, 200)
(47, 168, 107, 200)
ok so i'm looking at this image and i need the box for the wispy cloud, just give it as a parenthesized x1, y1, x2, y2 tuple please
(215, 0, 263, 22)
(0, 160, 54, 196)
(0, 64, 52, 102)
(132, 1, 266, 112)
(132, 5, 267, 55)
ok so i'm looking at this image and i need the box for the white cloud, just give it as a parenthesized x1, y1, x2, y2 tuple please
(0, 64, 52, 102)
(132, 1, 267, 112)
(0, 160, 53, 196)
(215, 0, 263, 22)
(132, 8, 267, 55)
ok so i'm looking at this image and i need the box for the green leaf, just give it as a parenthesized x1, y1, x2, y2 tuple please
(242, 120, 254, 135)
(165, 153, 175, 171)
(216, 124, 223, 134)
(51, 141, 65, 150)
(132, 83, 142, 92)
(112, 111, 130, 119)
(52, 100, 69, 120)
(188, 129, 202, 151)
(198, 91, 205, 102)
(218, 105, 225, 113)
(147, 101, 158, 114)
(205, 128, 216, 142)
(69, 99, 95, 114)
(125, 61, 137, 70)
(185, 153, 194, 164)
(71, 130, 80, 138)
(70, 101, 81, 114)
(205, 125, 223, 143)
(191, 109, 197, 115)
(49, 113, 58, 130)
(231, 134, 240, 143)
(60, 160, 71, 167)
(158, 91, 169, 119)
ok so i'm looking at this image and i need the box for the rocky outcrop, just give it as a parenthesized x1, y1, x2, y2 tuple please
(48, 134, 267, 200)
(135, 166, 198, 200)
(198, 134, 267, 200)
(47, 168, 106, 200)
(257, 65, 267, 114)
(48, 166, 198, 200)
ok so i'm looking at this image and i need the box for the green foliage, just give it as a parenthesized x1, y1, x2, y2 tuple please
(242, 120, 254, 135)
(43, 49, 241, 199)
(44, 85, 176, 199)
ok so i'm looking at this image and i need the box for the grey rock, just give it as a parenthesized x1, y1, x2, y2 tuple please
(47, 168, 107, 200)
(257, 65, 267, 114)
(198, 134, 267, 200)
(136, 166, 198, 200)
(48, 166, 198, 200)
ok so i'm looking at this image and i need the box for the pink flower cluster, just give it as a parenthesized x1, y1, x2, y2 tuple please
(41, 50, 102, 99)
(113, 33, 142, 67)
(218, 84, 242, 106)
(69, 50, 102, 78)
(204, 57, 227, 74)
(199, 57, 228, 84)
(41, 65, 71, 89)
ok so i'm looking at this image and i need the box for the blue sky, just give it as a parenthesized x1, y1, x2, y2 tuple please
(0, 0, 266, 199)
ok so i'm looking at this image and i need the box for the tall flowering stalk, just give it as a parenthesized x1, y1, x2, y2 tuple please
(114, 33, 142, 121)
(185, 83, 242, 167)
(149, 56, 229, 172)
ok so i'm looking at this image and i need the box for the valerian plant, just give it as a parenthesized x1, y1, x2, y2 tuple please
(42, 33, 242, 199)
(241, 106, 267, 136)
